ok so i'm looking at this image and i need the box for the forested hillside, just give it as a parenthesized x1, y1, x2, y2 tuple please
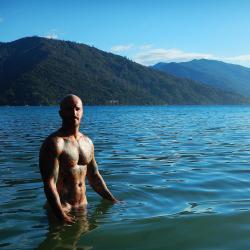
(0, 37, 248, 105)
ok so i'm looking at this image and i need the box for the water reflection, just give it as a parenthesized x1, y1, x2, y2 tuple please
(2, 106, 250, 249)
(36, 201, 113, 250)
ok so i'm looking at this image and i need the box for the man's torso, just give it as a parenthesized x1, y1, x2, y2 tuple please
(52, 131, 93, 209)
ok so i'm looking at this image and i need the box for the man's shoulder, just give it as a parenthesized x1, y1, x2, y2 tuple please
(41, 131, 64, 153)
(45, 131, 64, 144)
(79, 133, 94, 146)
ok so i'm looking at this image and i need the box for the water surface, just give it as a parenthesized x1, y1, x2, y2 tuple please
(1, 106, 250, 249)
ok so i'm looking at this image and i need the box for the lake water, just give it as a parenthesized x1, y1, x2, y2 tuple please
(1, 106, 250, 250)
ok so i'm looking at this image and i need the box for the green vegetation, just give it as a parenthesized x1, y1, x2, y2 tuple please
(0, 37, 248, 105)
(153, 59, 250, 98)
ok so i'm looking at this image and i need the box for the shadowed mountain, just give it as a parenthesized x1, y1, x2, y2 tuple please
(0, 37, 248, 105)
(153, 59, 250, 98)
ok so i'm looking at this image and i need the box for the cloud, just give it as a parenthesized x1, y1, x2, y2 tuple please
(139, 44, 154, 50)
(110, 44, 134, 52)
(46, 33, 58, 39)
(44, 29, 59, 39)
(110, 43, 250, 67)
(219, 54, 250, 68)
(0, 17, 3, 23)
(226, 54, 250, 62)
(134, 48, 214, 65)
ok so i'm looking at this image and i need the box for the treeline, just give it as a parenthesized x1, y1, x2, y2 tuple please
(0, 36, 248, 105)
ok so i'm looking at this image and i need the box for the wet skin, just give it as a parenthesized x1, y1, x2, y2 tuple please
(39, 95, 117, 223)
(54, 133, 92, 208)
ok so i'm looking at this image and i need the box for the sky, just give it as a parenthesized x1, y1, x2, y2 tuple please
(1, 0, 250, 66)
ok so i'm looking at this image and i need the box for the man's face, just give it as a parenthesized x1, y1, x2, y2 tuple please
(60, 97, 83, 127)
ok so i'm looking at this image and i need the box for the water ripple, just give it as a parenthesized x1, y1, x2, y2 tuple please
(2, 106, 250, 249)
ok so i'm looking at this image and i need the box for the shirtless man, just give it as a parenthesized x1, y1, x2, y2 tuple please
(39, 94, 117, 223)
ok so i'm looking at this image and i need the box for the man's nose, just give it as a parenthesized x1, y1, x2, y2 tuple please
(73, 109, 78, 116)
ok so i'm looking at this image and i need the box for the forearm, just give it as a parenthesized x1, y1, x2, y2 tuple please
(90, 174, 117, 202)
(44, 183, 66, 220)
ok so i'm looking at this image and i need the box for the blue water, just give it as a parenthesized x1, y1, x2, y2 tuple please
(1, 106, 250, 249)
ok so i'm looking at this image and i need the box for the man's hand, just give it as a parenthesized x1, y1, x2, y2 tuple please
(61, 212, 75, 224)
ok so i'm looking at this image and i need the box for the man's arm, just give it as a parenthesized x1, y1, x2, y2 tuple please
(87, 145, 117, 203)
(39, 138, 74, 223)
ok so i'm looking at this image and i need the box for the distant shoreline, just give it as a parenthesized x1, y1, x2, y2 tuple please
(2, 104, 250, 107)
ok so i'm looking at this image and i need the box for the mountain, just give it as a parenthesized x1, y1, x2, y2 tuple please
(153, 59, 250, 98)
(0, 37, 248, 105)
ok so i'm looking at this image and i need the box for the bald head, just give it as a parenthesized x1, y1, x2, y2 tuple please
(60, 94, 82, 110)
(59, 94, 83, 127)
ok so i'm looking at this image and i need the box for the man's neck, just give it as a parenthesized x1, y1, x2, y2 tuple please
(61, 124, 80, 138)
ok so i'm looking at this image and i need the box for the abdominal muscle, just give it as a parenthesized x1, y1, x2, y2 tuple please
(57, 164, 88, 210)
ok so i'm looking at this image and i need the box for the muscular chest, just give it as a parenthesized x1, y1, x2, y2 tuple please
(60, 139, 92, 166)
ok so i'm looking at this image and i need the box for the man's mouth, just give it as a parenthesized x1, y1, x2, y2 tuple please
(68, 117, 78, 122)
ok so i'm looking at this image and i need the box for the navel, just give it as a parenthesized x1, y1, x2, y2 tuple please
(78, 182, 82, 187)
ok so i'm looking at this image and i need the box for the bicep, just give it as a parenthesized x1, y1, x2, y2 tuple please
(39, 140, 60, 184)
(87, 157, 100, 179)
(86, 139, 97, 174)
